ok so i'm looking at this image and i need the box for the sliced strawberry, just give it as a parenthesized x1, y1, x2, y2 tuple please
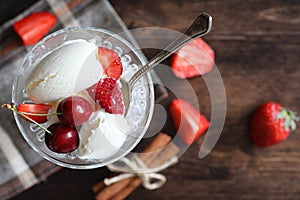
(169, 99, 210, 144)
(171, 38, 214, 79)
(13, 12, 57, 46)
(87, 77, 124, 114)
(97, 47, 123, 79)
(17, 103, 52, 123)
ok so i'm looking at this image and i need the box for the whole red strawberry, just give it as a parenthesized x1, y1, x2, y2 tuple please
(251, 102, 299, 147)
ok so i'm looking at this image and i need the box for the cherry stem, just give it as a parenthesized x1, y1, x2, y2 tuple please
(1, 103, 53, 136)
(20, 111, 62, 117)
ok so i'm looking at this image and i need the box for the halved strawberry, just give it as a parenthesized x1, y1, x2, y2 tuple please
(97, 47, 123, 80)
(17, 103, 52, 123)
(169, 99, 210, 144)
(87, 77, 124, 114)
(171, 38, 214, 79)
(13, 12, 57, 46)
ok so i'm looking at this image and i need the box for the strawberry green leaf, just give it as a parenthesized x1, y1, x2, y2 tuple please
(277, 108, 299, 131)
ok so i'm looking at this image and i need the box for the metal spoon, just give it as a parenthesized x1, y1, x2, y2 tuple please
(121, 13, 212, 115)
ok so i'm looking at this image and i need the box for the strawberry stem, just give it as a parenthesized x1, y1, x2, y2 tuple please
(1, 103, 53, 136)
(277, 108, 299, 131)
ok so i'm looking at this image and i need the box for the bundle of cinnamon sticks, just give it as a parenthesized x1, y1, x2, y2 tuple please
(93, 132, 179, 200)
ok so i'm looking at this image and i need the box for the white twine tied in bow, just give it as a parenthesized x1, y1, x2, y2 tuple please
(104, 154, 178, 190)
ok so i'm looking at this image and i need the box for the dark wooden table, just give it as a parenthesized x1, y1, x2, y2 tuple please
(3, 0, 300, 199)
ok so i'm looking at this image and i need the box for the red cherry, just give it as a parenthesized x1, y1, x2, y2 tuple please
(45, 123, 79, 153)
(57, 96, 92, 126)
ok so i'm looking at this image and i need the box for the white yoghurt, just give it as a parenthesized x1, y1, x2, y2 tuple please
(78, 109, 130, 160)
(26, 39, 103, 103)
(25, 39, 132, 161)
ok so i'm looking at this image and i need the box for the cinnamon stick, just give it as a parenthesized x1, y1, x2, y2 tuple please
(93, 133, 171, 195)
(92, 181, 106, 194)
(139, 133, 173, 166)
(110, 177, 141, 200)
(110, 140, 180, 200)
(95, 177, 134, 200)
(94, 132, 179, 200)
(93, 173, 117, 194)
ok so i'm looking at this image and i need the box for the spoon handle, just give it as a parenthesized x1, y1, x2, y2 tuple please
(128, 13, 212, 87)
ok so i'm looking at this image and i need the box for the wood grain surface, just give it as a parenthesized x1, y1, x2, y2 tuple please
(8, 0, 300, 199)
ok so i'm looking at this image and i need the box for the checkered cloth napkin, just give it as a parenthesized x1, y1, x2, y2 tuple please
(0, 0, 167, 199)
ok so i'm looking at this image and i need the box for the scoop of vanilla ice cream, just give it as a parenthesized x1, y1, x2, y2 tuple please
(26, 39, 103, 103)
(78, 110, 130, 160)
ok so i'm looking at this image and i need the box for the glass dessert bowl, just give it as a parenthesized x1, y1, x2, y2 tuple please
(12, 27, 154, 169)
